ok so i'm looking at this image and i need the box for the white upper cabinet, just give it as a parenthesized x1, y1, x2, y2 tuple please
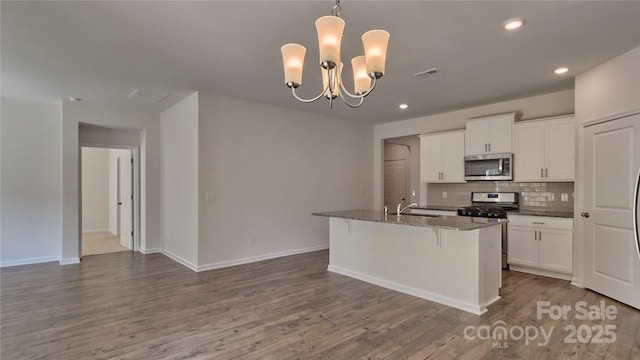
(419, 130, 465, 183)
(465, 113, 517, 155)
(513, 115, 575, 182)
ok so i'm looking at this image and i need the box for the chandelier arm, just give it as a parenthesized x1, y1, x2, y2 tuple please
(338, 91, 365, 108)
(338, 76, 377, 99)
(291, 85, 330, 103)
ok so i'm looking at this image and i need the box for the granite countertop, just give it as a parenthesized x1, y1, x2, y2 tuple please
(312, 209, 506, 231)
(509, 209, 574, 218)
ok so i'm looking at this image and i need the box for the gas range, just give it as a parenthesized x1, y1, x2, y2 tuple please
(457, 205, 514, 218)
(456, 192, 519, 218)
(456, 192, 518, 270)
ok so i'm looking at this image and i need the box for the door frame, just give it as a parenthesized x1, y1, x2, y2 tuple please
(575, 108, 640, 287)
(79, 143, 141, 257)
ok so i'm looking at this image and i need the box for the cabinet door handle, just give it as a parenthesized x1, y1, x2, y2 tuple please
(541, 168, 544, 178)
(488, 143, 491, 152)
(534, 231, 538, 241)
(539, 231, 542, 241)
(485, 143, 488, 152)
(545, 168, 548, 178)
(533, 222, 545, 225)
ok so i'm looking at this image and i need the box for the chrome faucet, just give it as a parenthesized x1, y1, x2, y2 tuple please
(397, 202, 418, 214)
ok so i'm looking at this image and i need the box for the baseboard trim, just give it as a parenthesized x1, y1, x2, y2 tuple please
(328, 264, 489, 316)
(570, 276, 584, 288)
(139, 247, 161, 254)
(161, 249, 198, 272)
(0, 256, 59, 268)
(82, 229, 111, 234)
(509, 265, 573, 281)
(60, 258, 81, 265)
(196, 244, 329, 272)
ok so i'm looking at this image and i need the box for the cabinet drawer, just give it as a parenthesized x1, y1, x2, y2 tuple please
(507, 214, 573, 230)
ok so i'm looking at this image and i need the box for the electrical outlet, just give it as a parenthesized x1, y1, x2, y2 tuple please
(442, 191, 448, 199)
(561, 193, 569, 202)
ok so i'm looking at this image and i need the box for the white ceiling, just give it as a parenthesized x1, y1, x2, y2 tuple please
(2, 1, 640, 124)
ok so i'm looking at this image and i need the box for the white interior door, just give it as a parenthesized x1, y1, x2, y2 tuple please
(583, 113, 640, 309)
(119, 151, 133, 249)
(384, 159, 408, 209)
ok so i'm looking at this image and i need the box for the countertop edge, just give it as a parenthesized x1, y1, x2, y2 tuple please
(313, 210, 506, 231)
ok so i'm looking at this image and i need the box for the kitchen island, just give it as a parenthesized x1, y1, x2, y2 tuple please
(313, 209, 505, 315)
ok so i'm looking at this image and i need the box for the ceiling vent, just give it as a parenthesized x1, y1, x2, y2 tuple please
(128, 89, 169, 103)
(414, 68, 440, 77)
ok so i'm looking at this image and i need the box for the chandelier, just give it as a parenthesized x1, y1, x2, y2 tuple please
(280, 0, 389, 108)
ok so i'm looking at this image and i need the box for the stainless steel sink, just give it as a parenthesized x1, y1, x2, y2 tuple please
(388, 212, 439, 217)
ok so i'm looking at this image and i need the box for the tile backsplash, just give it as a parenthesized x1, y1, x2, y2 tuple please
(426, 182, 574, 212)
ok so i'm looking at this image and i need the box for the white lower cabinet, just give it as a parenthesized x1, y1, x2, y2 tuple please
(508, 215, 573, 279)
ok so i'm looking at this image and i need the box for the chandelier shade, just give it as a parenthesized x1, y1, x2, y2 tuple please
(316, 16, 345, 68)
(280, 0, 389, 108)
(351, 56, 370, 94)
(281, 43, 307, 87)
(362, 30, 390, 77)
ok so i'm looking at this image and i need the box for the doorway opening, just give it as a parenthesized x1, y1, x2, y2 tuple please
(81, 146, 134, 256)
(383, 136, 420, 209)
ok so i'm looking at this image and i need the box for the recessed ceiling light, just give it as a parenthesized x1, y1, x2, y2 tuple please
(554, 67, 569, 75)
(503, 18, 525, 30)
(399, 103, 409, 110)
(68, 97, 83, 102)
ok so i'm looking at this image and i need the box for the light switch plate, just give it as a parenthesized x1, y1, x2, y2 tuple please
(205, 192, 216, 202)
(442, 191, 448, 199)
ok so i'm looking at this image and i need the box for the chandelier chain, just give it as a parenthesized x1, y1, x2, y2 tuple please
(331, 0, 341, 17)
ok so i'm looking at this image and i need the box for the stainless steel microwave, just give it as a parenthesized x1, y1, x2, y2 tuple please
(464, 153, 513, 181)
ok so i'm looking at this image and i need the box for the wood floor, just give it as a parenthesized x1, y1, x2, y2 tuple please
(82, 231, 130, 256)
(1, 250, 639, 359)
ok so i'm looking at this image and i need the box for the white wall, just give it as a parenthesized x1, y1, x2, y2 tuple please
(161, 93, 199, 268)
(575, 46, 640, 122)
(1, 98, 62, 266)
(81, 147, 110, 232)
(197, 92, 374, 268)
(62, 103, 161, 263)
(373, 90, 575, 208)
